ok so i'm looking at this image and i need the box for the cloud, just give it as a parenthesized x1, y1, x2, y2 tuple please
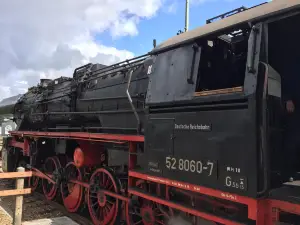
(166, 2, 178, 14)
(0, 0, 165, 100)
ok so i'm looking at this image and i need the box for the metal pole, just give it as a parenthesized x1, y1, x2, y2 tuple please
(185, 0, 189, 32)
(13, 167, 24, 225)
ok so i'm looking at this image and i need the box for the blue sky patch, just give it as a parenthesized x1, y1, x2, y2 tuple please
(95, 0, 267, 56)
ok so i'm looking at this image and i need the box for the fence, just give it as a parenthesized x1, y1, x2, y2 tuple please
(0, 167, 32, 225)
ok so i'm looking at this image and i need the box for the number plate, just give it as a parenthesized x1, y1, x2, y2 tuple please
(165, 156, 217, 177)
(148, 161, 162, 174)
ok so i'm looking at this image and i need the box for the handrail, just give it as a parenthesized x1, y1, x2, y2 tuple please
(126, 70, 141, 134)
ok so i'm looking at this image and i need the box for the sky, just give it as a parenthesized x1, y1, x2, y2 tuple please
(0, 0, 268, 100)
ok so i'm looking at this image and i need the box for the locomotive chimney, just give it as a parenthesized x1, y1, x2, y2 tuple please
(153, 39, 157, 48)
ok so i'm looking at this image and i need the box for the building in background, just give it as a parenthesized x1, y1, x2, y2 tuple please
(0, 94, 21, 136)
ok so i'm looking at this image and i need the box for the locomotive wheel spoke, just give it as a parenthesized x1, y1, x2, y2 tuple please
(28, 174, 39, 192)
(126, 181, 171, 225)
(42, 156, 61, 200)
(18, 160, 39, 191)
(127, 199, 170, 225)
(60, 162, 84, 213)
(87, 168, 121, 225)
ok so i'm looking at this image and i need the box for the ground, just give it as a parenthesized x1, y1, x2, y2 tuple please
(0, 178, 65, 225)
(0, 205, 12, 225)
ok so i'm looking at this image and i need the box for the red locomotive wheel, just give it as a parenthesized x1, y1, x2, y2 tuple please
(42, 156, 61, 201)
(126, 181, 171, 225)
(28, 174, 39, 192)
(60, 162, 83, 212)
(87, 168, 121, 225)
(18, 159, 40, 191)
(56, 154, 68, 168)
(127, 199, 170, 225)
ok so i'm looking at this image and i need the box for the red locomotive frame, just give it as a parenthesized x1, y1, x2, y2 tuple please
(7, 130, 300, 225)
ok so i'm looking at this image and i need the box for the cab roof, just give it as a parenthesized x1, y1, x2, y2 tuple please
(151, 0, 300, 53)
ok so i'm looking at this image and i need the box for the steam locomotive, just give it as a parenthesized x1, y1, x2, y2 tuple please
(2, 1, 300, 224)
(13, 57, 152, 134)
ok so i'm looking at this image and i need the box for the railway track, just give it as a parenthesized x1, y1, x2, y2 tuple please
(0, 176, 94, 225)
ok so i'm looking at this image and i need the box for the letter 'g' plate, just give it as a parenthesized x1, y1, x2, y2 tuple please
(224, 175, 247, 191)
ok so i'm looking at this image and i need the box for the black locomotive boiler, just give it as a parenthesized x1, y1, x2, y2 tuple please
(13, 56, 153, 134)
